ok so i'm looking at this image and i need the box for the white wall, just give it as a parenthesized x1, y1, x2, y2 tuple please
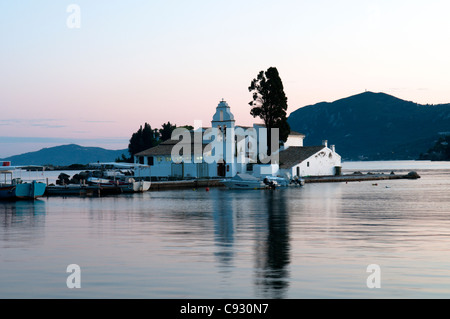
(151, 159, 172, 177)
(135, 153, 247, 179)
(253, 164, 280, 178)
(282, 147, 341, 177)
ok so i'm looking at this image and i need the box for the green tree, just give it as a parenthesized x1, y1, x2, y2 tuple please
(128, 123, 159, 156)
(159, 121, 177, 142)
(248, 67, 290, 155)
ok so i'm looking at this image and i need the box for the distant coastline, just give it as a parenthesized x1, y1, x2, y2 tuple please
(0, 144, 128, 166)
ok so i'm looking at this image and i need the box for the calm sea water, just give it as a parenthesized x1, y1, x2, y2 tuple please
(1, 161, 450, 299)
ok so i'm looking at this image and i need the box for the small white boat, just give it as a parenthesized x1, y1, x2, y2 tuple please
(87, 177, 151, 193)
(221, 173, 268, 189)
(121, 179, 151, 193)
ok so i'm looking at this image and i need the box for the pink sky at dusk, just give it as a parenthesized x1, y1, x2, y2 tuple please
(1, 0, 450, 158)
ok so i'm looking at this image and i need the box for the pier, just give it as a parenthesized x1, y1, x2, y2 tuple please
(303, 171, 420, 183)
(149, 171, 420, 190)
(145, 171, 421, 191)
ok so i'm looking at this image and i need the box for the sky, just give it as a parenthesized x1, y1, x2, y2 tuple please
(1, 0, 450, 158)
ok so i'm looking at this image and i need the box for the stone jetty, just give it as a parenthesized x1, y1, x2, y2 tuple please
(303, 171, 420, 183)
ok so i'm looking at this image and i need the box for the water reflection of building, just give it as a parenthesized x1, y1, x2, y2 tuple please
(210, 188, 291, 298)
(253, 190, 290, 299)
(212, 190, 237, 270)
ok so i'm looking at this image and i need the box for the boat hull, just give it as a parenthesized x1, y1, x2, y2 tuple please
(120, 181, 151, 193)
(0, 181, 46, 200)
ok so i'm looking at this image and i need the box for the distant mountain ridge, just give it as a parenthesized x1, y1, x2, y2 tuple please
(0, 144, 129, 166)
(287, 91, 450, 160)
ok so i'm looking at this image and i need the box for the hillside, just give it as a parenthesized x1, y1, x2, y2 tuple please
(288, 91, 450, 160)
(0, 144, 129, 166)
(419, 135, 450, 161)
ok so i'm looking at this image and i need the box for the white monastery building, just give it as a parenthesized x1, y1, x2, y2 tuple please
(135, 100, 341, 179)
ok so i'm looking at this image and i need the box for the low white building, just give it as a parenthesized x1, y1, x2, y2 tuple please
(134, 137, 212, 179)
(278, 140, 341, 178)
(134, 99, 341, 179)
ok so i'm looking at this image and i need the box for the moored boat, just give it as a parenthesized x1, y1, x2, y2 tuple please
(0, 162, 46, 200)
(86, 176, 151, 193)
(88, 163, 151, 193)
(120, 179, 151, 193)
(221, 173, 268, 189)
(221, 173, 304, 190)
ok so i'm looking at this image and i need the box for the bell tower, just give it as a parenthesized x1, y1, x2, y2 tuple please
(210, 99, 236, 177)
(211, 99, 235, 131)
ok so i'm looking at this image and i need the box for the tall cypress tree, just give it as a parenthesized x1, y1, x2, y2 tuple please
(248, 67, 290, 155)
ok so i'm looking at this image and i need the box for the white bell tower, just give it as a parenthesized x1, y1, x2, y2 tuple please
(211, 99, 235, 131)
(210, 99, 236, 177)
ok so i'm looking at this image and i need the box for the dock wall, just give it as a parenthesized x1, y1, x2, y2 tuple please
(150, 179, 225, 191)
(304, 172, 420, 183)
(45, 172, 420, 195)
